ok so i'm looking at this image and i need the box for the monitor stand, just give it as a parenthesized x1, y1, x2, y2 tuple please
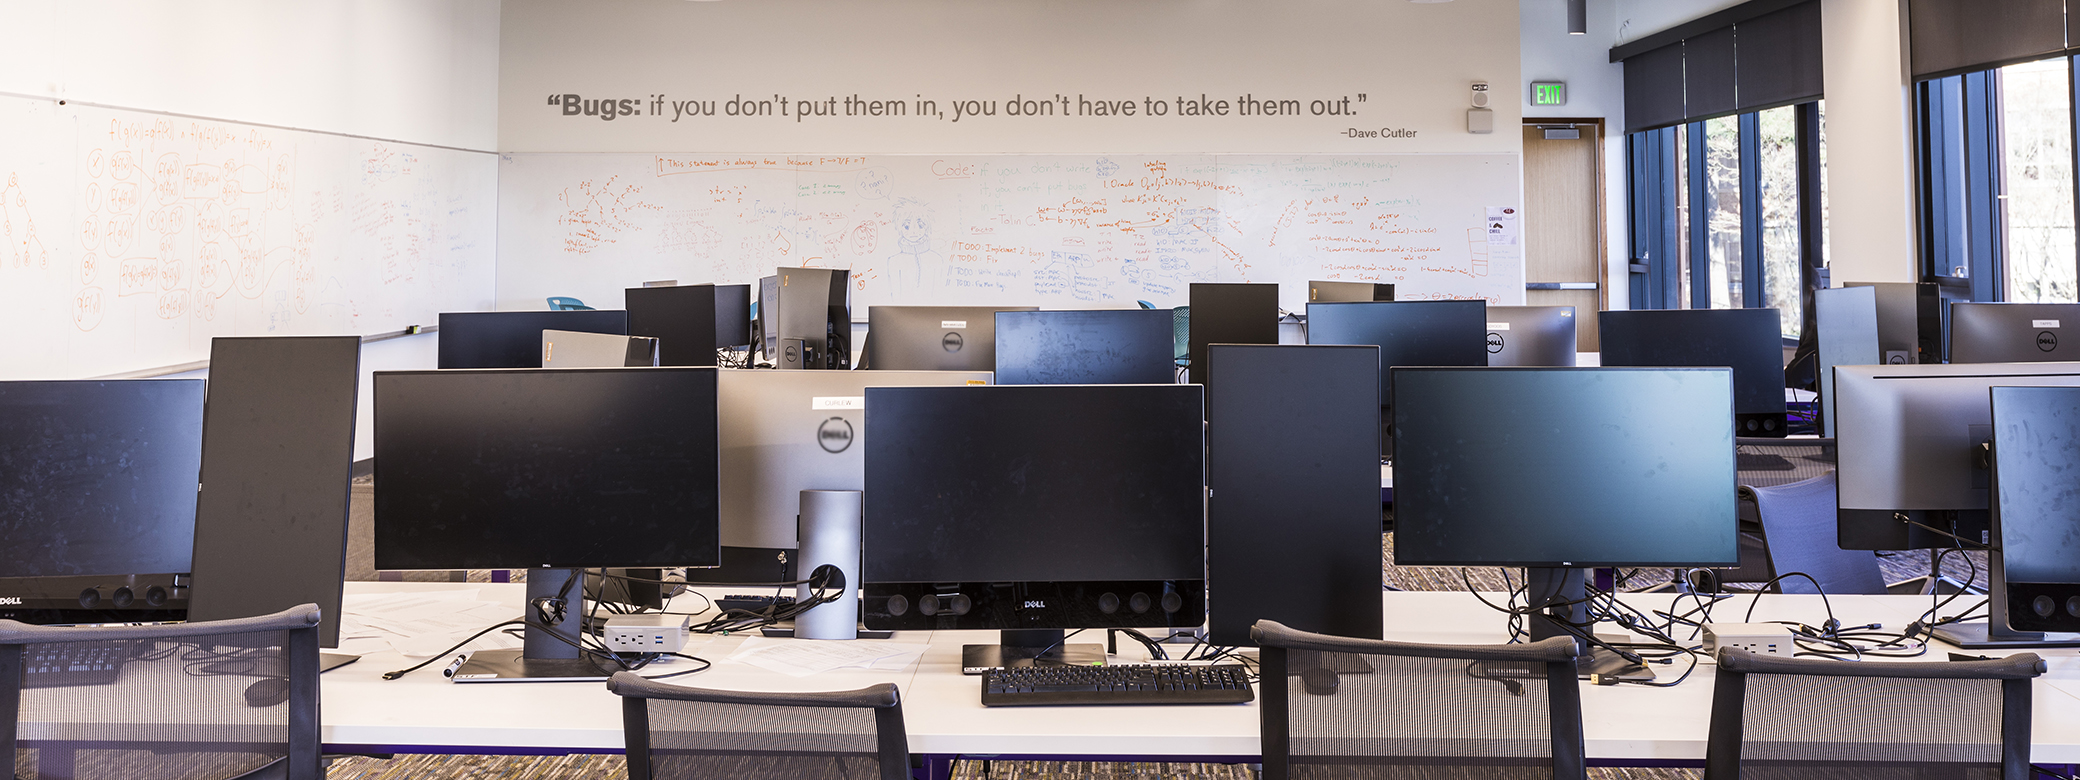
(318, 652, 359, 672)
(451, 568, 617, 683)
(960, 629, 1107, 675)
(1525, 568, 1654, 682)
(1930, 552, 2080, 649)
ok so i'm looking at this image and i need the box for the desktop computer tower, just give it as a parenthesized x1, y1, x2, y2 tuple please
(760, 269, 851, 369)
(1205, 344, 1383, 646)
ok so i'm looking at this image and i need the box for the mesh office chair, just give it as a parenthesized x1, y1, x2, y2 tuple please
(1744, 472, 1889, 595)
(2, 604, 323, 780)
(1253, 620, 1586, 780)
(607, 672, 908, 780)
(1714, 438, 1840, 587)
(1706, 647, 2045, 779)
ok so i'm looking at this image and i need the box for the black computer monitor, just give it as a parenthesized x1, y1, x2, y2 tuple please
(715, 283, 752, 348)
(1975, 386, 2080, 647)
(187, 337, 360, 666)
(0, 379, 205, 623)
(1949, 302, 2080, 363)
(1484, 305, 1578, 367)
(861, 384, 1205, 669)
(1308, 280, 1395, 302)
(1187, 283, 1279, 385)
(1306, 300, 1488, 457)
(438, 310, 629, 369)
(993, 309, 1175, 384)
(0, 379, 206, 578)
(1599, 308, 1788, 436)
(374, 367, 720, 680)
(625, 284, 718, 367)
(1832, 362, 2080, 553)
(863, 305, 1037, 370)
(1392, 366, 1737, 678)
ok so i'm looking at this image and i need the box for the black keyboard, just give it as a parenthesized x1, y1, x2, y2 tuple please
(716, 594, 796, 613)
(982, 664, 1254, 706)
(24, 642, 133, 688)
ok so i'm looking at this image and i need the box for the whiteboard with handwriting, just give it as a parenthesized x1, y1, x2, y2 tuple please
(0, 95, 496, 379)
(496, 153, 1521, 314)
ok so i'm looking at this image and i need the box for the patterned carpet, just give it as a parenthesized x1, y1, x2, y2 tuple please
(332, 478, 1986, 779)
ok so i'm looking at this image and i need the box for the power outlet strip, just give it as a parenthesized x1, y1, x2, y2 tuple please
(1701, 622, 1793, 659)
(603, 614, 692, 653)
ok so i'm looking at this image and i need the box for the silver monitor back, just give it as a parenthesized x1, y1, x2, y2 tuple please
(1814, 286, 1881, 437)
(1483, 306, 1576, 366)
(1835, 361, 2080, 511)
(1950, 302, 2080, 364)
(863, 305, 1037, 370)
(541, 329, 659, 368)
(1844, 281, 1921, 365)
(717, 369, 993, 553)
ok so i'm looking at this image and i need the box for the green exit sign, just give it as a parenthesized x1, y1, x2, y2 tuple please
(1532, 82, 1567, 106)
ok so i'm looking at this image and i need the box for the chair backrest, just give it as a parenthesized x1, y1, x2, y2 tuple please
(0, 603, 323, 780)
(607, 672, 908, 780)
(1706, 647, 2044, 780)
(1743, 471, 1887, 595)
(1252, 620, 1586, 780)
(547, 296, 594, 311)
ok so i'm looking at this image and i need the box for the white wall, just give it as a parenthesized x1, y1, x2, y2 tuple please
(0, 1, 500, 151)
(1521, 0, 1630, 308)
(498, 0, 1522, 155)
(1613, 0, 1747, 45)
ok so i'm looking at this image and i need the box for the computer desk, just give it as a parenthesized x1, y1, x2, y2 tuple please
(322, 581, 2080, 764)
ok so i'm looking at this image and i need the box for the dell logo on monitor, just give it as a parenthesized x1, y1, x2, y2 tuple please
(1022, 600, 1046, 609)
(0, 597, 20, 606)
(816, 417, 855, 453)
(942, 332, 965, 352)
(1486, 332, 1505, 354)
(2039, 331, 2058, 352)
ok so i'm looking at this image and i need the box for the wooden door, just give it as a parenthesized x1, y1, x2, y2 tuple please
(1523, 122, 1606, 351)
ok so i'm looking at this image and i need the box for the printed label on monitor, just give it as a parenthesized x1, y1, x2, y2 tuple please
(2034, 320, 2061, 329)
(1487, 322, 1510, 330)
(812, 396, 866, 410)
(941, 320, 967, 329)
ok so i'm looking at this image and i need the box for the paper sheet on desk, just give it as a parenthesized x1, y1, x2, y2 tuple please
(729, 637, 928, 677)
(338, 590, 522, 658)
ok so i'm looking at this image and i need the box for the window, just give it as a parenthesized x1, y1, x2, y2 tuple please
(1997, 58, 2077, 303)
(1627, 103, 1826, 339)
(1917, 55, 2080, 304)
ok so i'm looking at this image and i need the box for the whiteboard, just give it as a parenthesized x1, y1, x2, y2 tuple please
(497, 153, 1521, 314)
(0, 95, 496, 379)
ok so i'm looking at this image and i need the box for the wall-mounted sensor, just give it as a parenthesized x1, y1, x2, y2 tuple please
(1470, 81, 1490, 109)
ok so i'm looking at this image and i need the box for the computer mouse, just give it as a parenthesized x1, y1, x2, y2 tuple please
(1300, 667, 1339, 696)
(244, 677, 291, 708)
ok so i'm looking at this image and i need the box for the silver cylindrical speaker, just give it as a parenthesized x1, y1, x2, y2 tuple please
(796, 489, 863, 640)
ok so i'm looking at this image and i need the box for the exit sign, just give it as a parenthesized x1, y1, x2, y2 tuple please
(1532, 82, 1567, 106)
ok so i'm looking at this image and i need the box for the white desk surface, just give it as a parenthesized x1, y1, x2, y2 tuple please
(322, 582, 2080, 762)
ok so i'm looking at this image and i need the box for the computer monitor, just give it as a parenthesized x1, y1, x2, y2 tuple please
(542, 329, 660, 368)
(1842, 282, 1922, 365)
(863, 306, 1038, 370)
(374, 367, 720, 681)
(1599, 308, 1788, 436)
(1949, 302, 2080, 363)
(1392, 366, 1737, 678)
(1187, 283, 1279, 385)
(993, 309, 1175, 384)
(861, 384, 1205, 669)
(625, 283, 717, 367)
(1308, 280, 1395, 302)
(1832, 361, 2080, 551)
(760, 268, 851, 369)
(699, 368, 993, 585)
(1813, 286, 1881, 437)
(437, 310, 629, 369)
(1306, 300, 1488, 457)
(1483, 305, 1577, 367)
(187, 337, 361, 669)
(715, 283, 752, 348)
(0, 379, 206, 579)
(1961, 385, 2080, 648)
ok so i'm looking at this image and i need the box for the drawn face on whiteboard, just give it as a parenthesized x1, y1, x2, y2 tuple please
(893, 200, 931, 245)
